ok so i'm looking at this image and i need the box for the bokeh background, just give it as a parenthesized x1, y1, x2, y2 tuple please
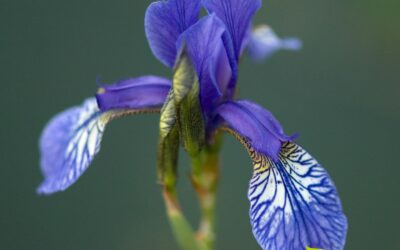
(1, 0, 399, 249)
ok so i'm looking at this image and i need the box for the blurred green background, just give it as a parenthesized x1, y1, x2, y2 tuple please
(1, 0, 399, 249)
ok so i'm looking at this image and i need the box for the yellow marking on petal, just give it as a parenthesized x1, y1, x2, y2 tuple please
(221, 127, 270, 174)
(253, 153, 271, 174)
(280, 141, 297, 158)
(306, 247, 322, 250)
(97, 87, 105, 94)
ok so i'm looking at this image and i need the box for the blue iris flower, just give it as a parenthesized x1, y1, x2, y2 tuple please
(38, 0, 347, 249)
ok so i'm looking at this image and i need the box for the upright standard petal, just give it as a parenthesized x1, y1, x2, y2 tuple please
(223, 128, 347, 250)
(38, 98, 112, 194)
(203, 0, 262, 58)
(96, 76, 171, 111)
(216, 100, 293, 161)
(178, 14, 233, 114)
(247, 25, 302, 61)
(145, 0, 201, 67)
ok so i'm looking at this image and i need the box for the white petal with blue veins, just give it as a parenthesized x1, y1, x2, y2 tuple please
(38, 98, 111, 194)
(248, 142, 347, 250)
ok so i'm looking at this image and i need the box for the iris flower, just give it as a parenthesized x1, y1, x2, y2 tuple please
(38, 0, 347, 249)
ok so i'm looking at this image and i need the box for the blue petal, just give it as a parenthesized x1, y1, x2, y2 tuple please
(145, 0, 201, 67)
(203, 0, 262, 58)
(235, 100, 296, 141)
(178, 14, 233, 114)
(96, 76, 171, 111)
(217, 100, 293, 160)
(38, 98, 111, 194)
(248, 142, 347, 250)
(247, 25, 302, 61)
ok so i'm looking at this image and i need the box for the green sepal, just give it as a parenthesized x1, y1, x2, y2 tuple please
(173, 49, 205, 156)
(158, 124, 179, 189)
(158, 91, 180, 188)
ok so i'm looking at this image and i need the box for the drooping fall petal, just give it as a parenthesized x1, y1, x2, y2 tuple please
(38, 98, 112, 194)
(223, 128, 348, 250)
(39, 77, 171, 194)
(217, 100, 294, 161)
(248, 142, 347, 250)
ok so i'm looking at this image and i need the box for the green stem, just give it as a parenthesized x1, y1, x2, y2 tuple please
(190, 134, 222, 250)
(163, 187, 206, 250)
(161, 132, 223, 250)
